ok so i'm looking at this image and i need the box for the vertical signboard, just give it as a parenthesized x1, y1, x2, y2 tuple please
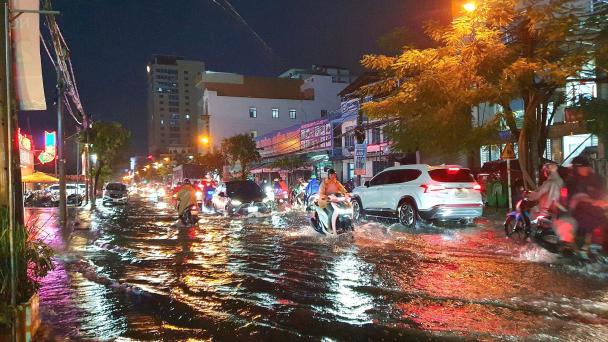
(354, 143, 367, 176)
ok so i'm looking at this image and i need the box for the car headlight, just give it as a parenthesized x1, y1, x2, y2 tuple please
(231, 200, 242, 206)
(157, 189, 166, 196)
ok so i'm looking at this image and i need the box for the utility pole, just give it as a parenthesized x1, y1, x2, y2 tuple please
(354, 109, 366, 187)
(56, 67, 66, 227)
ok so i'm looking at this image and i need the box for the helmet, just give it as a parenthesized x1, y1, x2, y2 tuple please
(571, 156, 590, 167)
(310, 174, 317, 179)
(328, 169, 336, 175)
(183, 178, 191, 185)
(542, 162, 557, 175)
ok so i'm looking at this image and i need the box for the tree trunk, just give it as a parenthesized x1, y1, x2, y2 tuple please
(92, 162, 103, 209)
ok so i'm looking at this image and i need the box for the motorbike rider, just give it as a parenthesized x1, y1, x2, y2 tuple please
(317, 169, 349, 224)
(529, 162, 565, 217)
(176, 179, 197, 219)
(304, 174, 320, 203)
(291, 177, 307, 204)
(565, 156, 607, 252)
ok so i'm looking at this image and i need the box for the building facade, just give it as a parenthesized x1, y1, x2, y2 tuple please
(147, 55, 204, 156)
(197, 70, 349, 153)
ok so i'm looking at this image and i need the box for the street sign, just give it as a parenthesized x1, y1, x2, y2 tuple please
(354, 143, 367, 176)
(500, 142, 516, 160)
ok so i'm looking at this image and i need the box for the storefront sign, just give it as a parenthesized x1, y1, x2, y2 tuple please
(38, 130, 56, 164)
(354, 143, 367, 175)
(300, 119, 332, 152)
(18, 128, 34, 170)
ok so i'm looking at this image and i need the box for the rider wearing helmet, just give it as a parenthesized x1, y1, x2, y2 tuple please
(318, 169, 348, 207)
(529, 162, 565, 216)
(176, 178, 197, 216)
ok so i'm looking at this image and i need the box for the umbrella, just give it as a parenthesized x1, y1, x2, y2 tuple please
(22, 172, 59, 183)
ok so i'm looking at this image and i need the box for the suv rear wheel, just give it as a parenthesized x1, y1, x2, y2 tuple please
(398, 202, 417, 228)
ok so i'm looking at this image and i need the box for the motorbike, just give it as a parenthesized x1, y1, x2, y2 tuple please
(290, 186, 306, 208)
(309, 194, 355, 235)
(274, 189, 290, 211)
(179, 203, 199, 225)
(204, 186, 215, 209)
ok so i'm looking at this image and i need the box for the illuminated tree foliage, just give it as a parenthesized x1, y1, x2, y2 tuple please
(361, 0, 607, 187)
(221, 134, 260, 180)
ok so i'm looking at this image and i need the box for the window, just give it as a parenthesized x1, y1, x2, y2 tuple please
(369, 172, 389, 186)
(185, 114, 190, 119)
(249, 107, 257, 118)
(386, 169, 422, 184)
(169, 107, 179, 112)
(250, 130, 258, 138)
(168, 101, 179, 107)
(185, 96, 190, 99)
(289, 109, 296, 119)
(160, 120, 164, 125)
(372, 128, 381, 144)
(344, 133, 355, 148)
(321, 110, 328, 117)
(382, 126, 390, 143)
(170, 113, 180, 120)
(429, 169, 475, 183)
(170, 120, 179, 126)
(272, 108, 279, 118)
(372, 161, 391, 176)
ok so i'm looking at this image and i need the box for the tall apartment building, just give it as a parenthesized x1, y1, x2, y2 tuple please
(147, 55, 204, 156)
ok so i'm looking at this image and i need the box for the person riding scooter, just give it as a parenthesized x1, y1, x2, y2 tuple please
(176, 179, 198, 223)
(317, 169, 349, 226)
(529, 162, 565, 217)
(304, 174, 320, 205)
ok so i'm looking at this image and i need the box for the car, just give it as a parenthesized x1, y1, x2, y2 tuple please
(102, 182, 128, 205)
(212, 180, 271, 215)
(48, 184, 82, 197)
(351, 165, 483, 227)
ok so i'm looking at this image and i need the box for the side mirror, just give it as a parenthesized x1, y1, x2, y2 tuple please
(219, 192, 226, 197)
(364, 181, 370, 187)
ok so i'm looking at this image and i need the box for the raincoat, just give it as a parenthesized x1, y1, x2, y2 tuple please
(304, 178, 320, 198)
(529, 171, 564, 214)
(177, 184, 197, 215)
(318, 178, 348, 209)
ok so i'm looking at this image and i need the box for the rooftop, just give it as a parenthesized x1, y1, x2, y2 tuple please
(202, 75, 313, 100)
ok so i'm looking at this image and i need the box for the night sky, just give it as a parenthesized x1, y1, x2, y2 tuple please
(19, 0, 450, 171)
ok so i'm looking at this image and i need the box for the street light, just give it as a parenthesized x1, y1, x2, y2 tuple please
(163, 157, 170, 162)
(200, 135, 210, 145)
(463, 1, 476, 12)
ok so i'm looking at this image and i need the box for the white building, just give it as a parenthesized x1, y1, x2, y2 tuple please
(196, 70, 349, 152)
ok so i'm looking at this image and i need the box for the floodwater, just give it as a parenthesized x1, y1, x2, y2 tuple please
(29, 196, 608, 341)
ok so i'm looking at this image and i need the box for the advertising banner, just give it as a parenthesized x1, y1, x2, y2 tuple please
(11, 0, 46, 110)
(354, 143, 366, 176)
(300, 119, 332, 152)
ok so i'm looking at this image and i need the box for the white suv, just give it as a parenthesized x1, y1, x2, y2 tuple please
(351, 165, 483, 227)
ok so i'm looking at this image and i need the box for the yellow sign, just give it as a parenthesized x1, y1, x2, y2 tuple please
(501, 143, 516, 160)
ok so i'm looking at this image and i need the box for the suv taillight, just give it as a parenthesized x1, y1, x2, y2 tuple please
(421, 184, 445, 193)
(473, 183, 482, 190)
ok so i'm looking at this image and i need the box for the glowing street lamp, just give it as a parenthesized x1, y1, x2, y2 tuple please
(463, 2, 476, 12)
(200, 135, 210, 145)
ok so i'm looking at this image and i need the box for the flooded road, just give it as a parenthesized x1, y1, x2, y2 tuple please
(32, 196, 608, 341)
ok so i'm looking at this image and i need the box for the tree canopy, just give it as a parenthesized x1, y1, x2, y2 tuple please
(221, 134, 260, 180)
(361, 0, 607, 187)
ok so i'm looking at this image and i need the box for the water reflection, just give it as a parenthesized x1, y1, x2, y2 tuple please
(33, 197, 608, 340)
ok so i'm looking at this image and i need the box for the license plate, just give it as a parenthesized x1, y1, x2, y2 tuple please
(455, 189, 466, 198)
(248, 206, 259, 213)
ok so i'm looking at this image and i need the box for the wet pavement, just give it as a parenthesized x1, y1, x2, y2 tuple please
(29, 195, 608, 341)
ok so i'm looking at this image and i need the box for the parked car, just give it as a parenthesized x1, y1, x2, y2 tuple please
(102, 182, 128, 205)
(351, 165, 483, 227)
(212, 180, 271, 216)
(47, 184, 81, 197)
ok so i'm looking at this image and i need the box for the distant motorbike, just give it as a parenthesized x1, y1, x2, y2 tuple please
(275, 189, 290, 211)
(309, 194, 354, 235)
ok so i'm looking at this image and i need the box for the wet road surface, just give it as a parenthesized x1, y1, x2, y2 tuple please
(30, 196, 608, 341)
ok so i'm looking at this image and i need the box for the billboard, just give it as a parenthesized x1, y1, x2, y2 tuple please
(300, 119, 332, 152)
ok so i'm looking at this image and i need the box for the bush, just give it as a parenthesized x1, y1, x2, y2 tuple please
(0, 208, 54, 329)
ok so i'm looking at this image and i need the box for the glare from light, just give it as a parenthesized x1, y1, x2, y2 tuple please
(463, 2, 476, 12)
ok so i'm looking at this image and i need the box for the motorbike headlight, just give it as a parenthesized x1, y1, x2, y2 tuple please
(231, 200, 242, 206)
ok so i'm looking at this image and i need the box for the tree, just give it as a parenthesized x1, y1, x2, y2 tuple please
(361, 0, 607, 188)
(194, 149, 226, 176)
(221, 134, 260, 180)
(578, 97, 608, 159)
(82, 122, 131, 203)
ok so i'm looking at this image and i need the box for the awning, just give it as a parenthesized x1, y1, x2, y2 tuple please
(22, 172, 58, 183)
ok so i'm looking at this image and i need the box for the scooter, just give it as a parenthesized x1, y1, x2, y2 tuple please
(309, 194, 354, 235)
(275, 189, 290, 212)
(179, 204, 199, 225)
